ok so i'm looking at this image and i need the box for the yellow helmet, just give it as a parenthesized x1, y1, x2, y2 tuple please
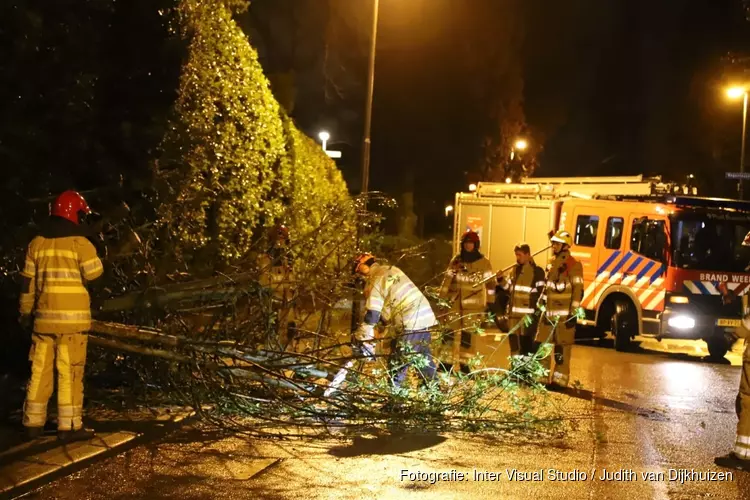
(550, 230, 573, 247)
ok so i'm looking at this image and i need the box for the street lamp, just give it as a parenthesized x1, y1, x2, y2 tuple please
(510, 138, 528, 161)
(318, 131, 330, 151)
(445, 205, 453, 217)
(468, 183, 477, 192)
(727, 86, 748, 199)
(360, 0, 380, 194)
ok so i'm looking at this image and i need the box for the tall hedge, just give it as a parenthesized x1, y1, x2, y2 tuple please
(155, 0, 353, 269)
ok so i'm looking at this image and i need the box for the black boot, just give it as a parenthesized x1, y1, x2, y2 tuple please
(714, 452, 750, 471)
(58, 427, 95, 443)
(24, 426, 44, 441)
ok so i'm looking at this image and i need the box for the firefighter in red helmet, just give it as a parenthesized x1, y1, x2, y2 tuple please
(20, 190, 104, 441)
(439, 230, 497, 367)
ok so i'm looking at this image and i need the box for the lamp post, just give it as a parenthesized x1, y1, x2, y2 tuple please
(360, 0, 379, 194)
(318, 131, 330, 152)
(727, 87, 748, 199)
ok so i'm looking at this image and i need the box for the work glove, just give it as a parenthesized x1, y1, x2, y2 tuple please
(18, 314, 33, 330)
(574, 307, 586, 320)
(565, 307, 586, 324)
(353, 341, 376, 361)
(537, 302, 546, 315)
(522, 314, 534, 328)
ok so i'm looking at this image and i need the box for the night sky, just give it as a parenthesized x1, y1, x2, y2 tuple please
(246, 0, 750, 234)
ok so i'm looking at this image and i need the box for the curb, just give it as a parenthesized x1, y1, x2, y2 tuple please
(0, 411, 194, 500)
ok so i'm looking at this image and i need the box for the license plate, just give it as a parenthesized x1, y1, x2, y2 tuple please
(716, 318, 741, 327)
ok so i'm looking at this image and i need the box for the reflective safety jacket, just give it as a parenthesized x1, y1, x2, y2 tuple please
(439, 254, 496, 311)
(20, 218, 104, 334)
(535, 250, 583, 344)
(503, 262, 546, 319)
(362, 263, 436, 332)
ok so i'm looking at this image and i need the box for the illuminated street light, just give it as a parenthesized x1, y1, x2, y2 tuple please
(445, 205, 454, 217)
(468, 183, 477, 192)
(510, 138, 529, 161)
(318, 131, 330, 151)
(726, 86, 749, 199)
(727, 87, 746, 99)
(505, 177, 512, 184)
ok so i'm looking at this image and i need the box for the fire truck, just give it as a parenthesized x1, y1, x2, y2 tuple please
(451, 175, 750, 358)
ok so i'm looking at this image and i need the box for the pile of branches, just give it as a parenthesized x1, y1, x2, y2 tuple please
(84, 196, 569, 438)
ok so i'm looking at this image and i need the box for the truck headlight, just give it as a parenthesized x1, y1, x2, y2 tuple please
(668, 315, 695, 329)
(669, 296, 689, 304)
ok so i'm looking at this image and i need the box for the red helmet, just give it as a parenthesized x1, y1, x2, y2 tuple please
(353, 252, 376, 274)
(51, 191, 91, 225)
(461, 230, 480, 246)
(269, 224, 289, 243)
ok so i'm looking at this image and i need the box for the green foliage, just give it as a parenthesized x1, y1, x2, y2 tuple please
(156, 0, 285, 263)
(153, 0, 354, 270)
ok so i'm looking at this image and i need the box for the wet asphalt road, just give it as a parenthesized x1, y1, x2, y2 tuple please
(23, 340, 750, 499)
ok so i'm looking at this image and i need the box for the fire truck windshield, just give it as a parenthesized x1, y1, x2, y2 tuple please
(670, 212, 750, 272)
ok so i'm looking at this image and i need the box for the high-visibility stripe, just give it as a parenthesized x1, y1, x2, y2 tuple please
(571, 301, 580, 308)
(82, 258, 103, 271)
(23, 400, 48, 427)
(35, 319, 91, 325)
(736, 437, 750, 459)
(35, 310, 91, 320)
(40, 286, 89, 294)
(487, 289, 495, 295)
(737, 435, 750, 445)
(514, 285, 533, 293)
(547, 309, 570, 316)
(35, 249, 78, 259)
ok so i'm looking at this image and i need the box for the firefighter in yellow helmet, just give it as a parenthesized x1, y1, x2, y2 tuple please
(534, 230, 584, 387)
(439, 230, 497, 367)
(715, 301, 750, 471)
(19, 191, 104, 442)
(257, 224, 298, 351)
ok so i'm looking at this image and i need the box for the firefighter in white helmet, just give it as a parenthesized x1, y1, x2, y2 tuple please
(534, 230, 584, 387)
(352, 253, 437, 386)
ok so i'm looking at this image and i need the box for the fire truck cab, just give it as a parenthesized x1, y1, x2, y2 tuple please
(452, 175, 750, 358)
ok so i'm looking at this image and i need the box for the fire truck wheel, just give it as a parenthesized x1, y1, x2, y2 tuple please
(612, 300, 635, 352)
(704, 334, 729, 360)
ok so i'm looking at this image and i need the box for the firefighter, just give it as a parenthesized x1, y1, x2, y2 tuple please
(500, 243, 546, 355)
(353, 253, 437, 386)
(714, 304, 750, 471)
(257, 224, 297, 350)
(19, 191, 104, 442)
(439, 230, 497, 367)
(534, 230, 584, 388)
